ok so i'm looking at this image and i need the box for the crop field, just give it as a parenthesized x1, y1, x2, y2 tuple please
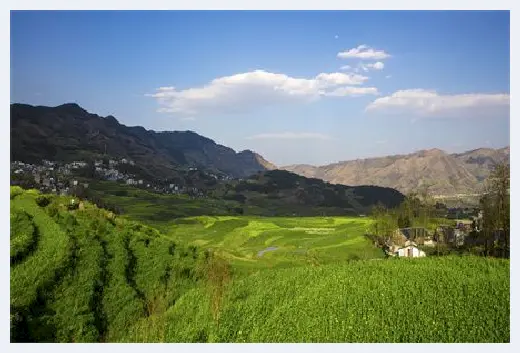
(167, 215, 382, 271)
(124, 256, 510, 343)
(10, 188, 207, 342)
(10, 187, 510, 343)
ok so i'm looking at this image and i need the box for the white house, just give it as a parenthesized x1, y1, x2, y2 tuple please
(396, 246, 426, 258)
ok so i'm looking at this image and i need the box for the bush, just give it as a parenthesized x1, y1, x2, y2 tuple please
(10, 186, 24, 199)
(36, 195, 52, 207)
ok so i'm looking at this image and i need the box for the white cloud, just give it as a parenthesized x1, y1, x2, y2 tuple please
(147, 69, 375, 116)
(385, 75, 392, 79)
(337, 45, 391, 60)
(357, 61, 385, 72)
(342, 61, 385, 73)
(365, 89, 510, 117)
(334, 35, 339, 39)
(327, 86, 379, 97)
(246, 132, 334, 140)
(369, 62, 385, 70)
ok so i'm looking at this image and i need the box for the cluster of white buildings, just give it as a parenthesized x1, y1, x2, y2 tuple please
(11, 158, 211, 198)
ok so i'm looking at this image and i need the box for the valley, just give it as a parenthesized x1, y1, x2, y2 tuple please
(9, 186, 510, 343)
(9, 105, 510, 343)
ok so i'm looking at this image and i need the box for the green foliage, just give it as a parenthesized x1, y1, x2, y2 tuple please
(10, 209, 36, 261)
(10, 189, 208, 342)
(137, 256, 508, 343)
(35, 195, 53, 207)
(46, 213, 105, 342)
(10, 186, 24, 199)
(167, 215, 381, 273)
(10, 194, 73, 309)
(10, 188, 509, 343)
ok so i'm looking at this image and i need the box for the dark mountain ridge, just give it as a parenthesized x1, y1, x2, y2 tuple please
(11, 103, 273, 179)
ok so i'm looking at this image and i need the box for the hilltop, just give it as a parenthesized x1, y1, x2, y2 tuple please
(283, 147, 509, 196)
(10, 103, 274, 179)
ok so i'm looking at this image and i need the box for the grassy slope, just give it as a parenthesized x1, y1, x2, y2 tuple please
(167, 215, 382, 273)
(10, 188, 206, 342)
(86, 181, 241, 231)
(10, 187, 510, 343)
(128, 256, 509, 343)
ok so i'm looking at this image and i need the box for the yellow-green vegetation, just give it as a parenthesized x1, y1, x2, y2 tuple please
(167, 215, 382, 272)
(10, 209, 36, 261)
(10, 187, 510, 343)
(125, 256, 509, 343)
(10, 187, 207, 342)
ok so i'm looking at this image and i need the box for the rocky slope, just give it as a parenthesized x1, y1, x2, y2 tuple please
(283, 147, 509, 196)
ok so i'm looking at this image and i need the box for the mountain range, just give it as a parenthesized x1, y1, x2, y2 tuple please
(282, 146, 509, 196)
(11, 103, 508, 198)
(11, 103, 271, 179)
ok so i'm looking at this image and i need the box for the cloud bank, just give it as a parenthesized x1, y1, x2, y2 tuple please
(365, 89, 510, 117)
(147, 70, 378, 116)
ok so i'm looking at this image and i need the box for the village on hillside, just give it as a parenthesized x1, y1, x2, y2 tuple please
(10, 158, 234, 198)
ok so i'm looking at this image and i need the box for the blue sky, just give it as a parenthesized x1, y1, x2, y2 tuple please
(11, 11, 510, 166)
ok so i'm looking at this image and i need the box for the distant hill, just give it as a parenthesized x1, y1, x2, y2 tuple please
(10, 103, 275, 179)
(283, 147, 509, 196)
(215, 169, 405, 216)
(86, 169, 405, 219)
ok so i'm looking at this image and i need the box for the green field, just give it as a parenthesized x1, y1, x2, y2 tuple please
(10, 187, 510, 343)
(125, 256, 509, 343)
(167, 216, 382, 272)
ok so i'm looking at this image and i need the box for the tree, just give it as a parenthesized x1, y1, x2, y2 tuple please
(371, 202, 399, 246)
(418, 184, 435, 230)
(371, 202, 387, 236)
(479, 163, 510, 257)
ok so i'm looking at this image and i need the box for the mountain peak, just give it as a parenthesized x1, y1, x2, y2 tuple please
(55, 103, 88, 115)
(11, 103, 273, 178)
(417, 148, 445, 157)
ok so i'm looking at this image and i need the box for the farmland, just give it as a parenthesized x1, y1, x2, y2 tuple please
(10, 187, 510, 343)
(166, 215, 383, 272)
(125, 256, 509, 343)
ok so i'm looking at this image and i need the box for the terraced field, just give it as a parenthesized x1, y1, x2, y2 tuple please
(10, 187, 510, 343)
(10, 187, 208, 342)
(167, 215, 382, 271)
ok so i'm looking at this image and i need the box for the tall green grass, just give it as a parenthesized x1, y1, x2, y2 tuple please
(10, 209, 36, 262)
(45, 212, 105, 342)
(10, 188, 510, 343)
(10, 193, 73, 309)
(131, 256, 509, 343)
